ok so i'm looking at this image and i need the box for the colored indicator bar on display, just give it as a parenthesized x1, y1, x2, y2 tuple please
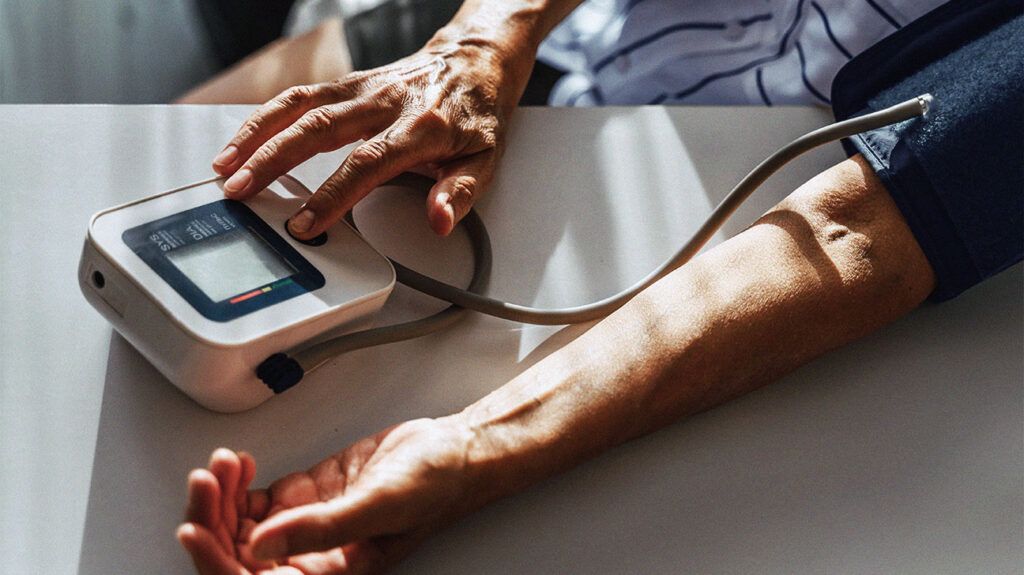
(229, 287, 270, 304)
(228, 278, 295, 304)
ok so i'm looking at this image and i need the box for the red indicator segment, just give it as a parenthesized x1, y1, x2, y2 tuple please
(229, 289, 265, 304)
(228, 278, 293, 304)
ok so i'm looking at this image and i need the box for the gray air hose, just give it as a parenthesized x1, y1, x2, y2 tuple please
(258, 94, 932, 390)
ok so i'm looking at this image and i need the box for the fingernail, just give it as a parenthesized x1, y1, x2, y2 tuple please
(224, 168, 252, 195)
(288, 209, 315, 234)
(431, 203, 455, 236)
(176, 523, 196, 541)
(442, 202, 455, 229)
(213, 145, 238, 167)
(253, 535, 288, 560)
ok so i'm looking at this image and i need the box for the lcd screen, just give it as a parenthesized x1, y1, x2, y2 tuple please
(166, 230, 295, 302)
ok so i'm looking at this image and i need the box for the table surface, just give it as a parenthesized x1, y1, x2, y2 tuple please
(1, 105, 1020, 574)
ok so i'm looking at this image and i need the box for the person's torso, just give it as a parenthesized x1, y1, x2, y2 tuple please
(538, 0, 948, 106)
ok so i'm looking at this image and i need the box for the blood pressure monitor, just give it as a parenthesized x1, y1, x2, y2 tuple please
(79, 177, 395, 412)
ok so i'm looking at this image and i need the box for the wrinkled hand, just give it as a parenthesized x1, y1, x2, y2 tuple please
(212, 34, 533, 239)
(177, 418, 482, 574)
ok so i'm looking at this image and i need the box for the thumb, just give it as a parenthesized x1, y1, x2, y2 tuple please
(426, 150, 496, 236)
(248, 492, 396, 560)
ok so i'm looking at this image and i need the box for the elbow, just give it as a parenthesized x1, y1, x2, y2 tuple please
(784, 154, 936, 313)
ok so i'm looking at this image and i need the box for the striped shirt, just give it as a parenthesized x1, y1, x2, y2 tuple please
(537, 0, 947, 106)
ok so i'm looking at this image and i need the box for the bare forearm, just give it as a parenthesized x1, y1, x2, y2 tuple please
(185, 157, 935, 568)
(456, 155, 936, 502)
(426, 0, 582, 97)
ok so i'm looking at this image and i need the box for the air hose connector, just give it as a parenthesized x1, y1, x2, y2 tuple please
(257, 353, 304, 394)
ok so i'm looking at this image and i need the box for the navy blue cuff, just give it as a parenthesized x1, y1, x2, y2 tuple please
(831, 0, 1023, 301)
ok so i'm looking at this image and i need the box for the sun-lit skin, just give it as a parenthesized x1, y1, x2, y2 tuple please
(178, 154, 936, 574)
(177, 1, 938, 572)
(206, 0, 585, 240)
(178, 422, 476, 574)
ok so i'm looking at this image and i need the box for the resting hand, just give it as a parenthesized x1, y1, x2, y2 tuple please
(177, 417, 482, 574)
(211, 28, 535, 238)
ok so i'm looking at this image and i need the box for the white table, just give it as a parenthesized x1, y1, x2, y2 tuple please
(1, 105, 1020, 574)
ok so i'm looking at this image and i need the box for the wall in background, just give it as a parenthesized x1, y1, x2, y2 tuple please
(0, 0, 219, 103)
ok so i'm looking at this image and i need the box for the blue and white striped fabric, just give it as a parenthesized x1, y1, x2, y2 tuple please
(538, 0, 947, 106)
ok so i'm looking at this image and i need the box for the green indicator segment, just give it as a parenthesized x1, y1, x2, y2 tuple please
(270, 278, 295, 289)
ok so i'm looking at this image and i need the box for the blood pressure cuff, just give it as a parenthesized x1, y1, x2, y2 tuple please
(831, 0, 1023, 301)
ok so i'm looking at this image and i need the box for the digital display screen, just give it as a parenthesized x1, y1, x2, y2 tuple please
(166, 230, 296, 302)
(124, 200, 324, 322)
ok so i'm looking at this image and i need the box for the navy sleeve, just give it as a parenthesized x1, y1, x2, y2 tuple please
(830, 0, 1023, 301)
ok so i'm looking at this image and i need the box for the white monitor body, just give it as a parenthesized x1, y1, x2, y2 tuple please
(78, 177, 395, 413)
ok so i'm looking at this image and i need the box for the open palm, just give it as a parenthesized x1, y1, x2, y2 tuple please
(177, 418, 478, 574)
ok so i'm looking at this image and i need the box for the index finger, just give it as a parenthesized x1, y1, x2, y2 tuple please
(213, 81, 357, 175)
(185, 469, 222, 528)
(222, 99, 395, 199)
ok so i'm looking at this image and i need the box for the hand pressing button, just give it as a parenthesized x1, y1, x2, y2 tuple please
(285, 219, 327, 246)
